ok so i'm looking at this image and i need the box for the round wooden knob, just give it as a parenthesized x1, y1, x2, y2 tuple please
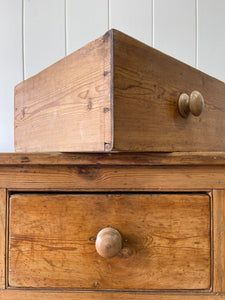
(95, 227, 122, 258)
(189, 91, 204, 116)
(178, 91, 204, 118)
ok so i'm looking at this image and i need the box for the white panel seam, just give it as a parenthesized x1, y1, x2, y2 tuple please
(108, 0, 111, 29)
(64, 0, 67, 56)
(107, 0, 110, 30)
(195, 0, 199, 69)
(22, 0, 25, 80)
(152, 0, 154, 47)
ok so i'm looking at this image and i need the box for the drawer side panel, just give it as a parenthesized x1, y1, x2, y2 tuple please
(14, 32, 112, 152)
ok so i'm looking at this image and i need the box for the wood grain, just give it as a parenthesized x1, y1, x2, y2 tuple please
(0, 189, 6, 289)
(8, 193, 210, 290)
(1, 152, 225, 166)
(0, 290, 223, 300)
(213, 190, 225, 292)
(15, 29, 225, 152)
(1, 165, 225, 191)
(15, 31, 112, 152)
(113, 29, 225, 151)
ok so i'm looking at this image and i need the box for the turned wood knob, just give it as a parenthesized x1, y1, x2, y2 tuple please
(95, 227, 122, 258)
(178, 91, 204, 118)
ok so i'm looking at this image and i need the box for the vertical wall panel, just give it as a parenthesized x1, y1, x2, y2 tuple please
(154, 0, 196, 66)
(109, 0, 152, 45)
(198, 0, 225, 82)
(24, 0, 65, 79)
(66, 0, 108, 55)
(0, 0, 23, 152)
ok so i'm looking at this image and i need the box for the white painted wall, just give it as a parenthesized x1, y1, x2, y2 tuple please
(0, 0, 23, 152)
(0, 0, 224, 152)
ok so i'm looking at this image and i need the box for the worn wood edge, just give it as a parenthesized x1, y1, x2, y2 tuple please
(5, 191, 9, 290)
(103, 30, 113, 152)
(213, 190, 225, 292)
(208, 191, 213, 292)
(0, 290, 224, 299)
(107, 28, 114, 152)
(211, 191, 214, 293)
(0, 189, 6, 289)
(0, 152, 225, 165)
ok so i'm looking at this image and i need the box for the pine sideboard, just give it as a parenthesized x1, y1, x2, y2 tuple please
(0, 152, 225, 299)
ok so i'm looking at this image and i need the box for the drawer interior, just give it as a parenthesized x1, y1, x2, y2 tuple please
(8, 193, 211, 290)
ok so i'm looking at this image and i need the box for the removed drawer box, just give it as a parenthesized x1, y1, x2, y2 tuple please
(8, 193, 210, 290)
(14, 29, 225, 152)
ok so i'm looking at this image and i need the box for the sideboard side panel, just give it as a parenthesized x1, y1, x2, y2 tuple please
(213, 189, 225, 292)
(0, 189, 7, 289)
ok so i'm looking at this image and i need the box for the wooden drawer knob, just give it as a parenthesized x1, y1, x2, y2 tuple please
(178, 91, 204, 118)
(95, 227, 122, 258)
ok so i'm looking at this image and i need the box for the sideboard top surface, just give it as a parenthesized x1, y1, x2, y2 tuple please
(0, 152, 225, 166)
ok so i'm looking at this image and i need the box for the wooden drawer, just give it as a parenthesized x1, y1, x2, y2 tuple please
(8, 193, 211, 290)
(14, 29, 225, 153)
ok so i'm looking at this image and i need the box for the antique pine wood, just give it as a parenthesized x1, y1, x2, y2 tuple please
(213, 190, 225, 293)
(6, 21, 225, 300)
(0, 153, 224, 299)
(0, 189, 6, 289)
(1, 164, 225, 191)
(112, 30, 225, 152)
(14, 29, 225, 153)
(14, 32, 111, 152)
(1, 152, 225, 166)
(8, 193, 210, 290)
(0, 291, 224, 300)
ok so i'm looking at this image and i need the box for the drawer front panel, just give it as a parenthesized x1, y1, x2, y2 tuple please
(113, 30, 225, 152)
(8, 193, 210, 290)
